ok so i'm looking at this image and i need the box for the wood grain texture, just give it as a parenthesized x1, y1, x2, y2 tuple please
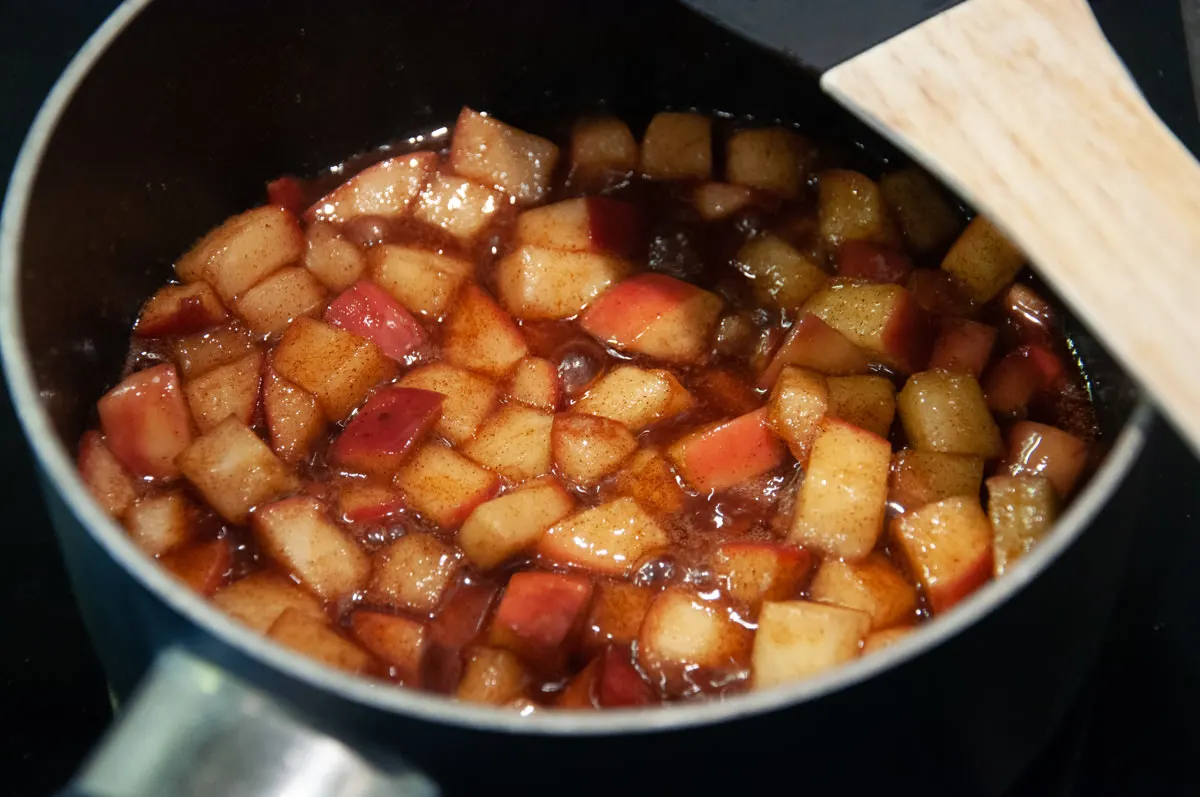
(823, 0, 1200, 455)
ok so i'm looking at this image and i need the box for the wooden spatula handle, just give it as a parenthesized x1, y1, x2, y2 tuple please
(823, 0, 1200, 455)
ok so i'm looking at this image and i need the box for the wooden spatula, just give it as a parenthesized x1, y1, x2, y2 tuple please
(684, 0, 1200, 456)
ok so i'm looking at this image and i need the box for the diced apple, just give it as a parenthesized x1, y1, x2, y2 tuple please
(802, 283, 931, 374)
(569, 116, 639, 187)
(1001, 282, 1057, 343)
(124, 491, 194, 557)
(766, 366, 828, 462)
(983, 344, 1067, 416)
(457, 477, 573, 570)
(613, 448, 686, 516)
(596, 645, 656, 707)
(368, 532, 462, 614)
(98, 364, 194, 481)
(330, 387, 443, 477)
(443, 284, 529, 378)
(891, 495, 994, 613)
(515, 197, 641, 258)
(304, 221, 367, 292)
(552, 412, 638, 487)
(161, 538, 232, 597)
(580, 273, 723, 363)
(177, 418, 298, 524)
(456, 646, 529, 704)
(862, 626, 912, 655)
(639, 112, 712, 180)
(351, 611, 428, 683)
(826, 375, 896, 439)
(183, 351, 262, 433)
(1003, 421, 1088, 497)
(988, 474, 1059, 575)
(693, 182, 755, 221)
(757, 313, 870, 389)
(809, 553, 918, 630)
(266, 175, 306, 216)
(234, 266, 327, 336)
(817, 169, 901, 250)
(712, 542, 813, 608)
(582, 581, 655, 653)
(262, 370, 325, 465)
(668, 408, 787, 493)
(737, 236, 828, 315)
(836, 241, 913, 285)
(134, 282, 228, 338)
(450, 108, 559, 205)
(428, 581, 500, 664)
(788, 417, 892, 560)
(77, 431, 138, 518)
(694, 369, 760, 416)
(399, 363, 498, 445)
(305, 152, 437, 223)
(751, 600, 870, 689)
(572, 366, 694, 430)
(171, 323, 260, 379)
(490, 572, 593, 665)
(495, 245, 631, 320)
(637, 588, 752, 696)
(369, 244, 473, 319)
(394, 443, 501, 528)
(505, 357, 560, 411)
(336, 481, 404, 524)
(177, 206, 305, 303)
(324, 280, 428, 363)
(213, 572, 327, 633)
(725, 126, 807, 198)
(272, 317, 396, 421)
(941, 216, 1025, 302)
(268, 607, 372, 674)
(414, 172, 505, 242)
(929, 318, 997, 377)
(906, 268, 977, 318)
(889, 449, 985, 513)
(879, 168, 962, 255)
(462, 405, 553, 483)
(254, 497, 369, 599)
(537, 497, 669, 577)
(897, 369, 1003, 457)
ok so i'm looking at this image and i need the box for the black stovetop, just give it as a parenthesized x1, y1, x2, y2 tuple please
(2, 1, 1198, 795)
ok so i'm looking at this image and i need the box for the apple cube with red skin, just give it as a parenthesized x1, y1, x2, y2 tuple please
(272, 317, 396, 422)
(582, 581, 655, 654)
(809, 553, 918, 630)
(906, 268, 977, 318)
(803, 283, 931, 374)
(458, 476, 575, 570)
(443, 284, 529, 379)
(394, 443, 501, 529)
(1003, 421, 1088, 497)
(496, 245, 631, 320)
(988, 474, 1059, 575)
(614, 448, 686, 516)
(330, 387, 443, 478)
(712, 542, 813, 608)
(891, 495, 994, 614)
(254, 497, 370, 600)
(580, 273, 723, 364)
(897, 369, 1003, 458)
(639, 112, 712, 180)
(368, 532, 462, 614)
(694, 368, 760, 417)
(161, 538, 232, 597)
(304, 221, 366, 292)
(78, 431, 138, 518)
(98, 364, 194, 481)
(413, 172, 504, 242)
(450, 108, 560, 205)
(184, 351, 263, 433)
(268, 608, 372, 674)
(234, 266, 327, 336)
(983, 344, 1067, 415)
(669, 408, 787, 493)
(305, 152, 437, 224)
(124, 490, 195, 557)
(827, 375, 897, 439)
(572, 366, 694, 430)
(171, 323, 260, 380)
(725, 126, 807, 198)
(135, 282, 228, 338)
(176, 206, 305, 303)
(558, 646, 654, 709)
(817, 169, 901, 251)
(505, 357, 560, 411)
(325, 280, 428, 363)
(693, 183, 756, 221)
(751, 600, 870, 689)
(456, 646, 529, 705)
(1001, 282, 1057, 344)
(177, 417, 299, 524)
(734, 235, 827, 313)
(788, 417, 892, 560)
(262, 370, 325, 465)
(757, 313, 870, 389)
(336, 481, 404, 524)
(266, 175, 306, 216)
(537, 497, 670, 577)
(399, 363, 498, 445)
(569, 116, 639, 187)
(351, 611, 428, 684)
(941, 216, 1026, 303)
(889, 449, 985, 514)
(369, 244, 473, 320)
(836, 241, 914, 285)
(515, 197, 641, 258)
(637, 588, 752, 696)
(427, 582, 500, 678)
(213, 572, 326, 633)
(880, 168, 963, 255)
(490, 572, 593, 665)
(862, 627, 913, 655)
(552, 412, 638, 487)
(463, 405, 554, 483)
(929, 318, 997, 377)
(767, 366, 828, 463)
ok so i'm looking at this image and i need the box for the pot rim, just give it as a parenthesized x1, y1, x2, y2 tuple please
(0, 0, 1154, 736)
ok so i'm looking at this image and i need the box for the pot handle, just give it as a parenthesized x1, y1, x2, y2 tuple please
(57, 648, 440, 797)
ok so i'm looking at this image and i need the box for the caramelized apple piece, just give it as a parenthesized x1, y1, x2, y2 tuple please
(537, 498, 669, 577)
(751, 600, 869, 689)
(982, 344, 1066, 416)
(399, 363, 498, 445)
(862, 626, 913, 655)
(262, 370, 325, 465)
(712, 542, 813, 609)
(394, 444, 501, 529)
(272, 317, 395, 422)
(254, 497, 369, 600)
(458, 477, 575, 569)
(351, 611, 428, 683)
(368, 244, 473, 320)
(414, 172, 504, 242)
(987, 474, 1059, 574)
(580, 273, 723, 364)
(456, 646, 529, 704)
(268, 608, 371, 674)
(879, 168, 962, 255)
(177, 418, 298, 524)
(462, 405, 554, 483)
(336, 481, 404, 524)
(725, 126, 807, 198)
(514, 197, 641, 257)
(767, 366, 828, 463)
(569, 116, 639, 187)
(450, 108, 559, 205)
(1002, 421, 1087, 496)
(234, 266, 326, 336)
(161, 538, 232, 597)
(124, 490, 195, 557)
(757, 313, 870, 389)
(77, 431, 138, 518)
(213, 572, 327, 633)
(582, 581, 655, 654)
(892, 495, 994, 614)
(443, 284, 529, 378)
(836, 241, 913, 285)
(324, 280, 428, 363)
(171, 323, 260, 379)
(303, 221, 366, 292)
(368, 532, 462, 614)
(802, 283, 931, 374)
(897, 370, 1002, 458)
(889, 449, 985, 514)
(305, 152, 437, 223)
(826, 374, 896, 439)
(552, 412, 638, 487)
(809, 553, 918, 630)
(613, 448, 686, 516)
(637, 588, 752, 696)
(929, 318, 997, 377)
(329, 387, 443, 478)
(669, 408, 787, 493)
(183, 351, 262, 433)
(135, 282, 227, 338)
(693, 182, 755, 221)
(817, 169, 900, 250)
(572, 366, 694, 430)
(496, 245, 631, 320)
(176, 206, 305, 302)
(98, 364, 194, 481)
(489, 572, 593, 665)
(940, 216, 1025, 302)
(734, 235, 828, 313)
(505, 356, 560, 411)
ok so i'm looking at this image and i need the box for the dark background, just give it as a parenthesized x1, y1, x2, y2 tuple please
(1, 1, 1198, 795)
